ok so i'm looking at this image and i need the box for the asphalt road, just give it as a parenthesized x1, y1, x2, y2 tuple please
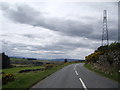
(31, 63, 119, 89)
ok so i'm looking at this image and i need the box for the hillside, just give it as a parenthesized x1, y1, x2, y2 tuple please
(85, 42, 120, 82)
(85, 42, 120, 66)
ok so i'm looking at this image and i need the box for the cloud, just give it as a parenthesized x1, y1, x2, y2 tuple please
(1, 3, 41, 24)
(1, 32, 100, 59)
(1, 2, 117, 41)
(0, 2, 118, 59)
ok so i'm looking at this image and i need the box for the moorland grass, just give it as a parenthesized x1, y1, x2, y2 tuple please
(2, 62, 75, 89)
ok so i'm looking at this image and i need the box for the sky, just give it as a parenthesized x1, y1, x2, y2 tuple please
(0, 0, 118, 59)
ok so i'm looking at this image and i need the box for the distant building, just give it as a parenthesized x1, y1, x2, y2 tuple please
(1, 52, 11, 69)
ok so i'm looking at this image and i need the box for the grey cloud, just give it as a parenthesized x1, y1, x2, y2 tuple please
(109, 28, 118, 41)
(1, 41, 67, 58)
(1, 3, 99, 40)
(2, 30, 99, 59)
(1, 2, 118, 59)
(2, 4, 40, 25)
(50, 52, 65, 55)
(2, 35, 98, 54)
(23, 34, 36, 38)
(1, 2, 117, 41)
(31, 38, 99, 52)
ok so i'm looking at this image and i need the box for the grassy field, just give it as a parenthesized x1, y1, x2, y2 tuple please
(2, 62, 77, 89)
(10, 57, 63, 67)
(3, 66, 44, 74)
(2, 66, 44, 89)
(10, 57, 53, 63)
(84, 64, 120, 83)
(10, 58, 27, 61)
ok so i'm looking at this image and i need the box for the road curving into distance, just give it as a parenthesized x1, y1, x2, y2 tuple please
(31, 63, 119, 89)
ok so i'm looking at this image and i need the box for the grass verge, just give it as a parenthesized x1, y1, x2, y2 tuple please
(84, 64, 120, 83)
(2, 62, 77, 89)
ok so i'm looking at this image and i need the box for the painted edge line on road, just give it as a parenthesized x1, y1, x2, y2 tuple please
(79, 78, 88, 90)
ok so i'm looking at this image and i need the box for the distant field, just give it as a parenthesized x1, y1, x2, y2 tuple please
(10, 57, 63, 64)
(3, 66, 44, 74)
(10, 57, 48, 62)
(10, 57, 64, 68)
(10, 57, 47, 67)
(10, 57, 25, 61)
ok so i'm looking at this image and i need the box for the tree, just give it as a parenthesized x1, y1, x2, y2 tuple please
(64, 59, 67, 63)
(2, 52, 11, 69)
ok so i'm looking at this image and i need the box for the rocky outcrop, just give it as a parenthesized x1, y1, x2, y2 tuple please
(97, 51, 120, 68)
(85, 42, 120, 74)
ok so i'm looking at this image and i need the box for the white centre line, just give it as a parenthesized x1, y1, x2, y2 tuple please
(79, 78, 88, 90)
(75, 70, 78, 75)
(74, 64, 77, 71)
(74, 64, 79, 75)
(74, 64, 79, 70)
(74, 64, 88, 90)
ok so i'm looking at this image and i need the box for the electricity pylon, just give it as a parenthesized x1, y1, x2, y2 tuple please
(102, 10, 109, 46)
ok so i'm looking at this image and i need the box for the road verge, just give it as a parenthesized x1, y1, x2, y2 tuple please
(84, 63, 120, 83)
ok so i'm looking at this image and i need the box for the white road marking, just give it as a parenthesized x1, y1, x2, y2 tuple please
(74, 64, 79, 71)
(74, 64, 77, 71)
(74, 64, 87, 90)
(74, 67, 76, 71)
(75, 70, 78, 75)
(79, 78, 88, 90)
(74, 64, 79, 75)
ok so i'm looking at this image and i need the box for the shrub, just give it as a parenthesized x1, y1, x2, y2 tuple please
(97, 45, 108, 51)
(2, 73, 15, 85)
(85, 42, 120, 64)
(85, 51, 104, 63)
(109, 42, 120, 51)
(18, 68, 45, 73)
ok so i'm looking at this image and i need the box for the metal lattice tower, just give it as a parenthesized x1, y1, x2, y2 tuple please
(102, 10, 109, 46)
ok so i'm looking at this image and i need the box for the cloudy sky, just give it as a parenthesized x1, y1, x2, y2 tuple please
(0, 1, 118, 59)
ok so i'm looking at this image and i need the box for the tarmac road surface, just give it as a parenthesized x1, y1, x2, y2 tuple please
(31, 63, 119, 89)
